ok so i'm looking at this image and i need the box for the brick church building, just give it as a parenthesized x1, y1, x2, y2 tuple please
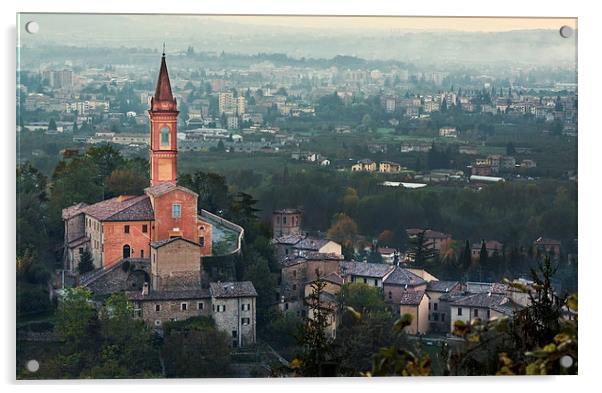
(63, 53, 216, 272)
(61, 53, 256, 347)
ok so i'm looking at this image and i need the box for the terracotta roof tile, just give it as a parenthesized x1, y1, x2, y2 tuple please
(81, 195, 154, 221)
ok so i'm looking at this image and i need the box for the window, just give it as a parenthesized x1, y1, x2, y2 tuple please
(292, 284, 297, 291)
(434, 303, 438, 311)
(141, 250, 144, 258)
(474, 309, 479, 317)
(374, 279, 378, 286)
(232, 330, 237, 338)
(160, 126, 170, 146)
(429, 303, 431, 310)
(388, 291, 392, 300)
(154, 320, 161, 326)
(142, 224, 148, 233)
(223, 305, 226, 312)
(78, 247, 84, 255)
(242, 318, 250, 325)
(198, 302, 204, 310)
(292, 270, 296, 278)
(181, 303, 188, 311)
(283, 216, 287, 224)
(155, 304, 161, 312)
(124, 225, 130, 234)
(441, 313, 445, 322)
(363, 278, 367, 284)
(199, 236, 205, 247)
(457, 308, 463, 316)
(172, 204, 181, 218)
(487, 309, 491, 319)
(433, 313, 439, 321)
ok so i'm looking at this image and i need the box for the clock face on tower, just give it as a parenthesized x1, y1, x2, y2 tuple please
(160, 126, 170, 147)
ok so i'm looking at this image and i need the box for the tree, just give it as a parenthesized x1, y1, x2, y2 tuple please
(326, 213, 358, 248)
(105, 168, 148, 197)
(55, 287, 97, 351)
(293, 275, 337, 377)
(450, 257, 577, 376)
(337, 283, 387, 315)
(405, 231, 438, 267)
(77, 249, 95, 274)
(162, 317, 231, 377)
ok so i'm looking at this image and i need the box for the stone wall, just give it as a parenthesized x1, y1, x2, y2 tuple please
(151, 238, 201, 290)
(137, 298, 211, 327)
(84, 259, 150, 296)
(211, 296, 256, 348)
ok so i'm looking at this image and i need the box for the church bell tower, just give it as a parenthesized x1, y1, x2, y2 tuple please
(149, 50, 179, 186)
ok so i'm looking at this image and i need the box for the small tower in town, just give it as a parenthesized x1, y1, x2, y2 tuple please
(149, 49, 179, 186)
(272, 208, 302, 237)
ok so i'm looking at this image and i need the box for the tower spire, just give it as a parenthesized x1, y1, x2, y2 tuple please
(153, 50, 174, 104)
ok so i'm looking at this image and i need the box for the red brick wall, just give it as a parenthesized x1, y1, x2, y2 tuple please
(151, 189, 199, 244)
(102, 220, 153, 269)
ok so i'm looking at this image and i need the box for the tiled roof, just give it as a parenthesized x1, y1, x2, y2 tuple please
(427, 280, 461, 293)
(145, 182, 198, 198)
(127, 288, 210, 301)
(450, 292, 509, 308)
(151, 236, 201, 249)
(466, 281, 508, 294)
(82, 195, 154, 221)
(280, 253, 343, 268)
(383, 266, 426, 286)
(209, 281, 257, 298)
(294, 237, 331, 251)
(62, 202, 88, 219)
(322, 272, 344, 286)
(340, 261, 395, 278)
(274, 234, 305, 245)
(399, 290, 427, 305)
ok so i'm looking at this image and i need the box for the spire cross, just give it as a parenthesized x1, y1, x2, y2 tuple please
(162, 42, 165, 56)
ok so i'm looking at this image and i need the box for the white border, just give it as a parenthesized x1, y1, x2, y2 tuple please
(2, 0, 600, 391)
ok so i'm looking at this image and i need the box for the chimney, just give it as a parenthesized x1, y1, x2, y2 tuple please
(142, 282, 149, 296)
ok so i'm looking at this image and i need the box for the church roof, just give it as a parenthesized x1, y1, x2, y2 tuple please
(81, 195, 154, 222)
(145, 182, 198, 198)
(154, 53, 174, 102)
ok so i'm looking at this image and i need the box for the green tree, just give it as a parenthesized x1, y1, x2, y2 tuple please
(162, 317, 231, 378)
(293, 275, 337, 377)
(406, 231, 438, 267)
(77, 249, 95, 274)
(55, 287, 97, 350)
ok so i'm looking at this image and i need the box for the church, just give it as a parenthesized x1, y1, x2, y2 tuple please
(61, 53, 256, 347)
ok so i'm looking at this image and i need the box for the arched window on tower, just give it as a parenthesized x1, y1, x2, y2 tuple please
(160, 126, 170, 146)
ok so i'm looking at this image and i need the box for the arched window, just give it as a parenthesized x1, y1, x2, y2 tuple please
(160, 126, 170, 146)
(123, 244, 131, 259)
